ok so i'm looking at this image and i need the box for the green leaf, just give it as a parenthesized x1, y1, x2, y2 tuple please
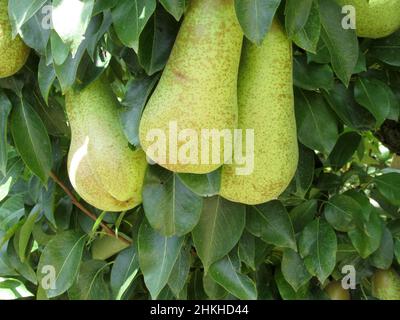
(328, 131, 361, 169)
(0, 91, 12, 175)
(168, 243, 191, 297)
(111, 0, 156, 52)
(374, 173, 400, 206)
(0, 158, 24, 202)
(324, 83, 375, 131)
(178, 169, 221, 197)
(7, 243, 37, 284)
(8, 0, 47, 35)
(142, 165, 203, 237)
(0, 278, 33, 300)
(18, 205, 40, 263)
(37, 231, 87, 298)
(10, 97, 52, 183)
(138, 6, 179, 75)
(354, 78, 392, 127)
(209, 255, 257, 300)
(295, 89, 339, 154)
(291, 1, 320, 53)
(348, 209, 383, 259)
(192, 196, 245, 271)
(293, 55, 334, 91)
(234, 0, 281, 45)
(120, 75, 159, 147)
(203, 272, 227, 299)
(0, 195, 25, 231)
(138, 219, 184, 299)
(299, 219, 337, 283)
(68, 260, 110, 300)
(159, 0, 187, 20)
(324, 194, 362, 232)
(370, 227, 394, 270)
(369, 31, 400, 67)
(38, 58, 56, 103)
(246, 200, 297, 251)
(110, 246, 139, 300)
(290, 199, 317, 233)
(52, 0, 94, 55)
(318, 0, 358, 86)
(285, 0, 313, 37)
(19, 2, 51, 55)
(238, 231, 256, 270)
(275, 268, 310, 300)
(281, 248, 312, 292)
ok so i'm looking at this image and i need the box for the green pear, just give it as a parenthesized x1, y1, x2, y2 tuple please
(336, 0, 400, 38)
(139, 0, 243, 174)
(220, 20, 298, 205)
(325, 281, 351, 300)
(66, 78, 148, 212)
(372, 268, 400, 300)
(92, 235, 130, 260)
(0, 0, 30, 78)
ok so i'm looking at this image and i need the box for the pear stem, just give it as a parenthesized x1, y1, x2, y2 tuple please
(49, 171, 132, 246)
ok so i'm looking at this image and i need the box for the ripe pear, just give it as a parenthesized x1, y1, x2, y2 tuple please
(372, 268, 400, 300)
(325, 281, 351, 300)
(0, 0, 30, 78)
(139, 0, 243, 174)
(220, 20, 298, 205)
(336, 0, 400, 38)
(66, 78, 148, 212)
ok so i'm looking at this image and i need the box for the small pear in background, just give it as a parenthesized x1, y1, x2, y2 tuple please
(372, 269, 400, 300)
(139, 0, 243, 174)
(66, 78, 147, 212)
(336, 0, 400, 38)
(0, 0, 30, 78)
(220, 20, 298, 205)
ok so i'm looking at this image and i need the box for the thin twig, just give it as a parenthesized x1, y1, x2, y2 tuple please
(49, 171, 132, 245)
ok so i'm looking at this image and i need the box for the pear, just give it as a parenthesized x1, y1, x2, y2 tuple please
(336, 0, 400, 38)
(0, 0, 30, 78)
(392, 154, 400, 169)
(92, 235, 130, 260)
(220, 20, 298, 205)
(66, 78, 147, 212)
(139, 0, 243, 174)
(324, 281, 351, 300)
(372, 269, 400, 300)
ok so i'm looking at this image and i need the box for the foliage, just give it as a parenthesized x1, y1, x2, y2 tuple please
(0, 0, 399, 300)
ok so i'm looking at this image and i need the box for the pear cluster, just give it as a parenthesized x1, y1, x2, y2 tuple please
(139, 0, 298, 205)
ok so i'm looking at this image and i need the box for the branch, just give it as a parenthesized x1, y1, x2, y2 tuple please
(49, 172, 132, 246)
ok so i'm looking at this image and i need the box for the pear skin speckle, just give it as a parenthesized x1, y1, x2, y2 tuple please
(336, 0, 400, 38)
(139, 0, 243, 174)
(220, 20, 299, 205)
(0, 0, 30, 78)
(66, 78, 148, 212)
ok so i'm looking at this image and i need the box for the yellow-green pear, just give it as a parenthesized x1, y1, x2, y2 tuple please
(336, 0, 400, 38)
(139, 0, 243, 174)
(372, 269, 400, 300)
(0, 0, 30, 78)
(220, 20, 298, 205)
(66, 78, 148, 212)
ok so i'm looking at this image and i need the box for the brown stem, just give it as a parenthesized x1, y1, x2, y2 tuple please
(49, 172, 132, 245)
